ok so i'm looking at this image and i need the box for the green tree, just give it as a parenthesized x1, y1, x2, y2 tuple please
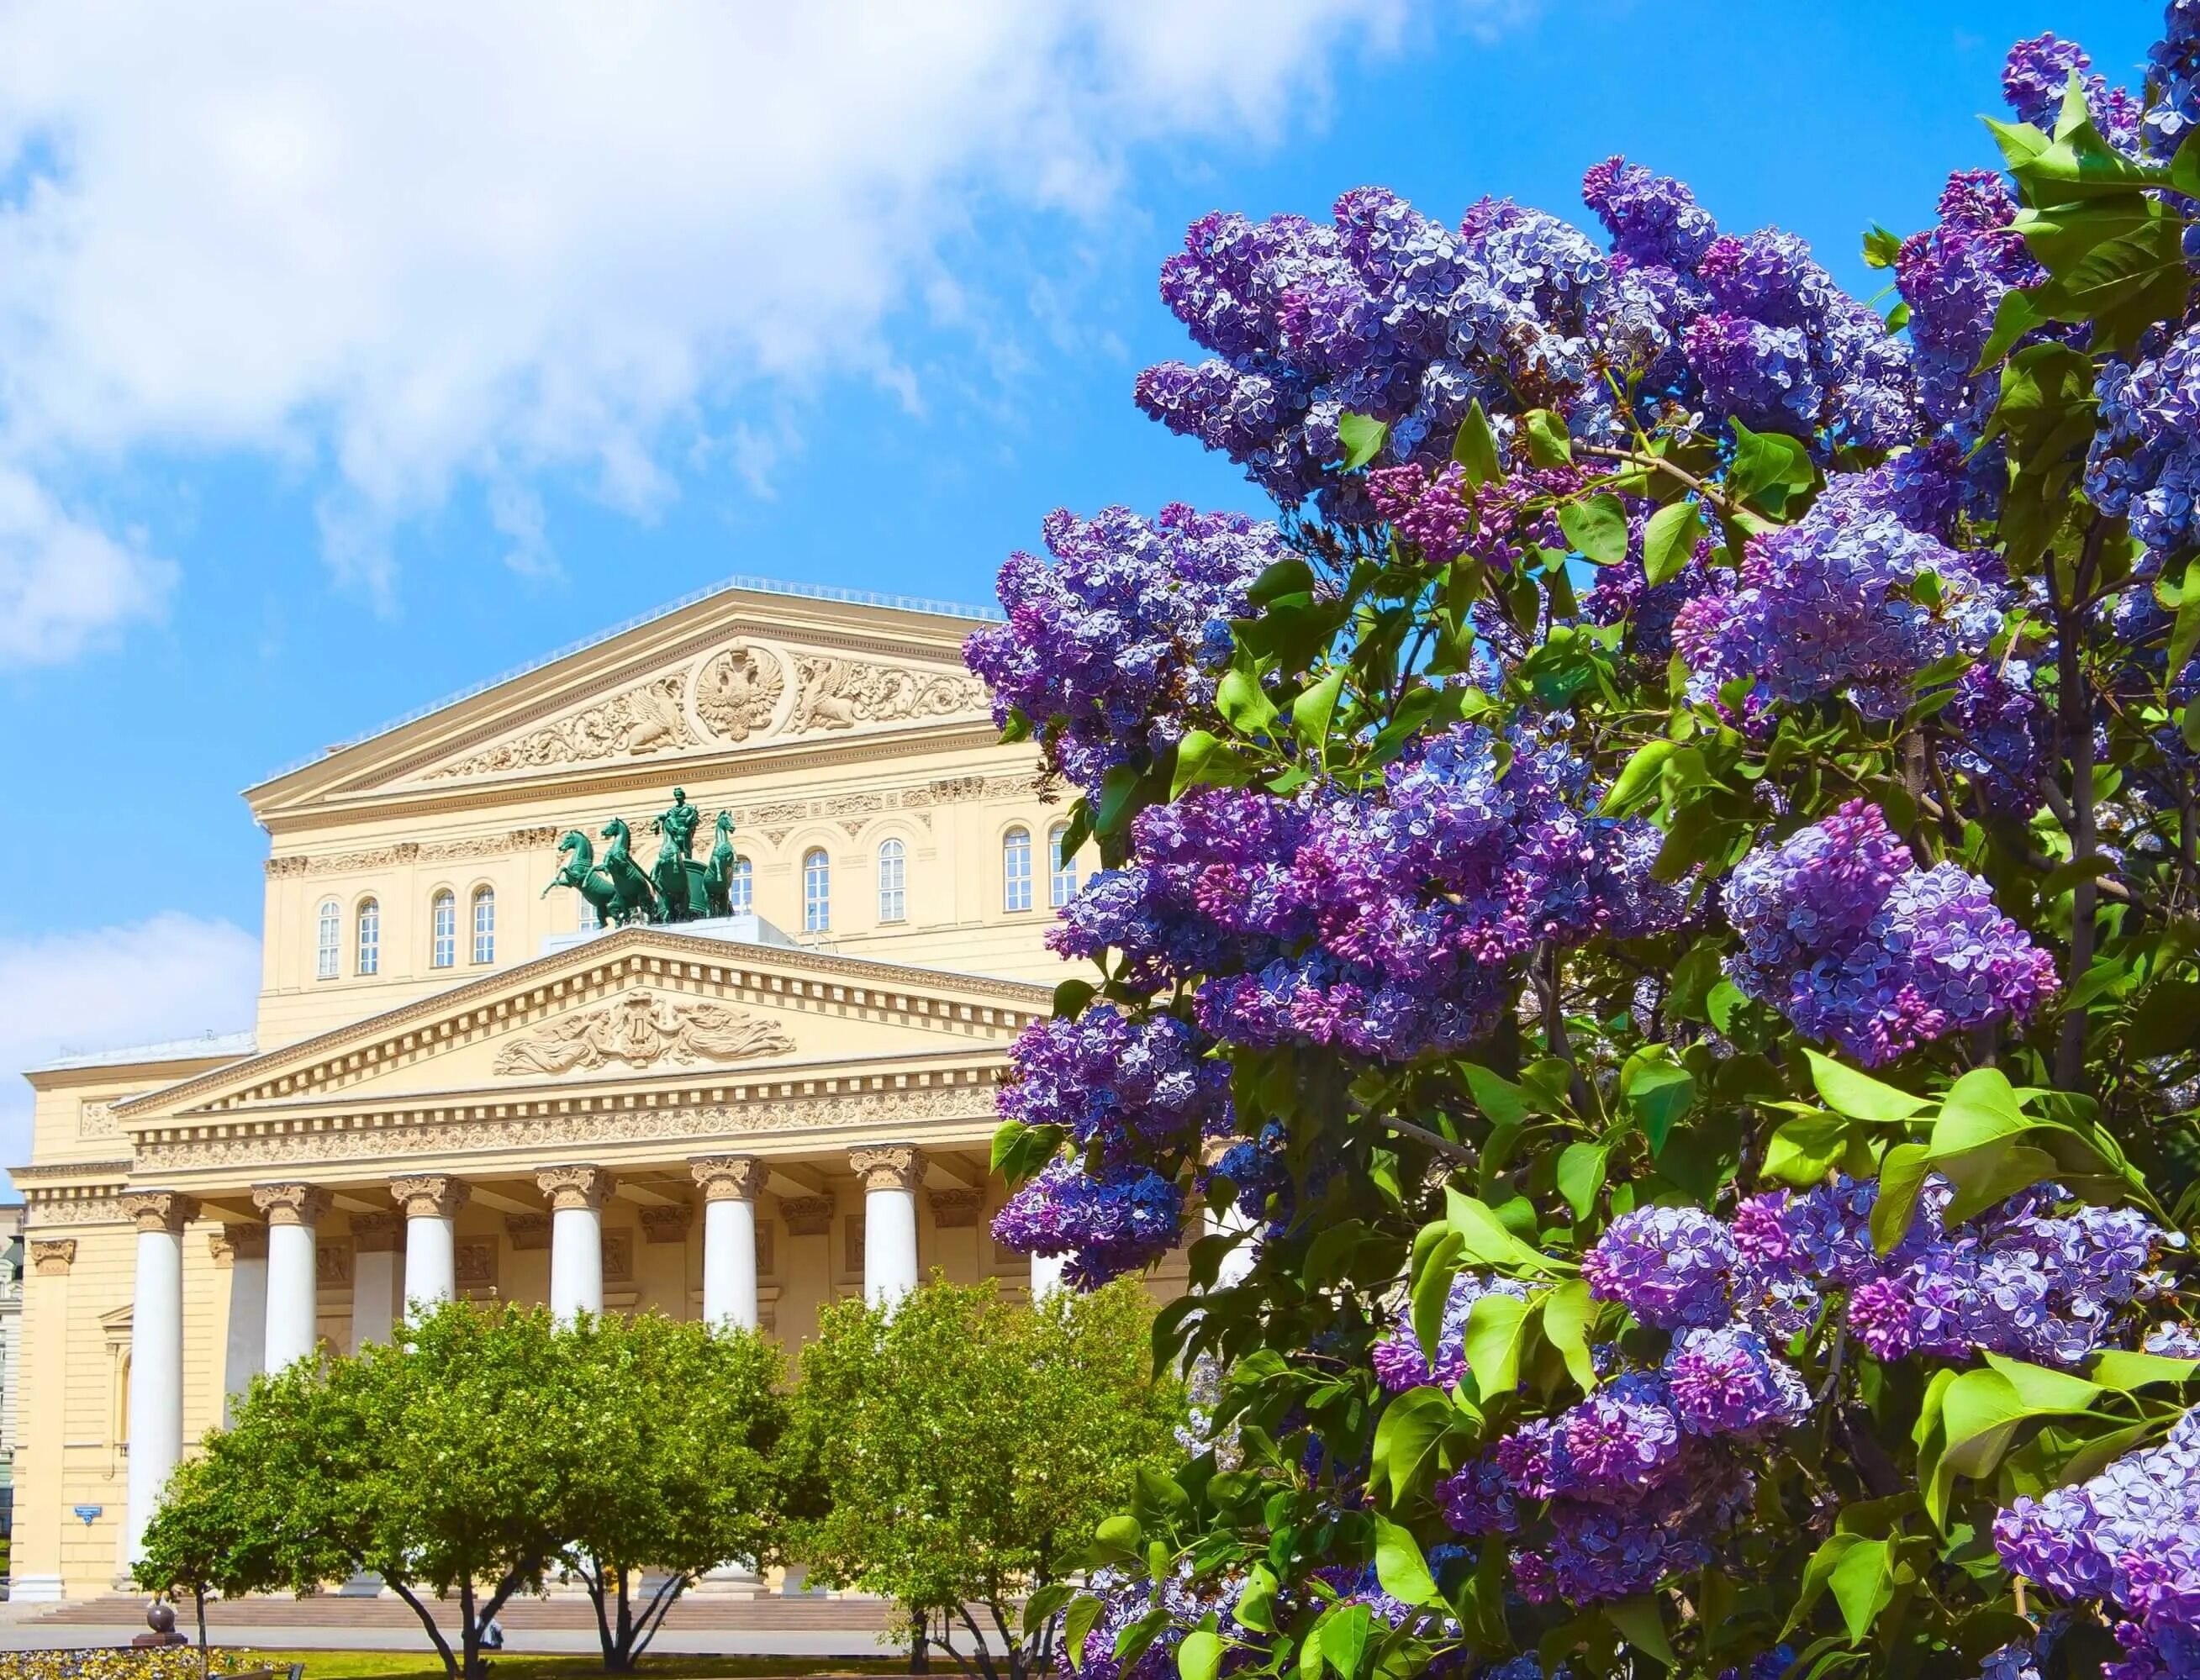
(785, 1277, 1182, 1680)
(551, 1310, 789, 1671)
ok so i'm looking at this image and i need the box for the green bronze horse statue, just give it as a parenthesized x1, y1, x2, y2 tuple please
(543, 829, 651, 927)
(704, 810, 739, 917)
(597, 819, 662, 924)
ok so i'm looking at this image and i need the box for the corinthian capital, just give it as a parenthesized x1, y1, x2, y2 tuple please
(536, 1163, 615, 1212)
(31, 1238, 77, 1274)
(848, 1144, 925, 1193)
(689, 1155, 766, 1203)
(120, 1190, 199, 1234)
(391, 1174, 470, 1219)
(251, 1182, 333, 1227)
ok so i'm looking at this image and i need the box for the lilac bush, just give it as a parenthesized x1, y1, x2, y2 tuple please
(974, 13, 2200, 1677)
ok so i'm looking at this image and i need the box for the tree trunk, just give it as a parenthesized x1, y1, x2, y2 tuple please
(195, 1584, 209, 1680)
(387, 1577, 461, 1680)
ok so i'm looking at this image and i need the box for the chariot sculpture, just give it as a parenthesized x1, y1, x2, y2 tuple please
(542, 787, 741, 926)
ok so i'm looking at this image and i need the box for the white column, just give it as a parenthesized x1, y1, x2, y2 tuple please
(392, 1174, 469, 1319)
(850, 1145, 923, 1310)
(540, 1165, 613, 1325)
(122, 1190, 197, 1566)
(691, 1156, 764, 1332)
(254, 1183, 330, 1372)
(349, 1212, 404, 1350)
(216, 1224, 267, 1424)
(1031, 1251, 1069, 1299)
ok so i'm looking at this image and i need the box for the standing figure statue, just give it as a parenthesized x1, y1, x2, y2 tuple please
(704, 810, 740, 917)
(650, 787, 708, 922)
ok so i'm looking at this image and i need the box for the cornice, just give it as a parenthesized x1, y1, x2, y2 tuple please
(10, 1159, 133, 1185)
(259, 724, 1026, 837)
(116, 929, 1048, 1120)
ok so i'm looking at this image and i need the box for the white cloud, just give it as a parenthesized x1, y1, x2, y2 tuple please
(0, 913, 261, 1192)
(0, 465, 174, 663)
(0, 0, 1452, 661)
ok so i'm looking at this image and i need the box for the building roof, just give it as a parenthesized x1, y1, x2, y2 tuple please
(29, 1030, 258, 1074)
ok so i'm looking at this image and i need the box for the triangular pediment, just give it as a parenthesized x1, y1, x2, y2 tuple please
(249, 582, 1000, 818)
(113, 927, 1050, 1124)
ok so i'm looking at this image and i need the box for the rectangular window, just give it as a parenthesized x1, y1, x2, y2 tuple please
(315, 902, 340, 981)
(730, 859, 752, 915)
(1003, 829, 1032, 914)
(433, 896, 456, 969)
(878, 844, 906, 923)
(356, 903, 380, 976)
(472, 891, 496, 964)
(804, 853, 831, 933)
(1049, 828, 1078, 908)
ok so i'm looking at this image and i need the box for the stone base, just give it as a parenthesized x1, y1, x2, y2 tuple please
(688, 1564, 764, 1598)
(9, 1574, 66, 1602)
(336, 1572, 386, 1598)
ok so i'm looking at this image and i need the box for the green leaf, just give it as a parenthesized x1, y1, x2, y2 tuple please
(1216, 664, 1280, 737)
(1642, 501, 1705, 587)
(1093, 1514, 1143, 1557)
(1453, 401, 1501, 488)
(1053, 978, 1096, 1020)
(1827, 1539, 1892, 1645)
(1727, 420, 1815, 516)
(1463, 1293, 1535, 1403)
(1606, 1595, 1675, 1667)
(1372, 1515, 1442, 1607)
(1314, 1604, 1372, 1680)
(1557, 493, 1629, 566)
(1233, 1567, 1278, 1635)
(1706, 979, 1745, 1035)
(990, 1119, 1065, 1189)
(1598, 739, 1677, 818)
(1445, 1188, 1563, 1276)
(1460, 1061, 1538, 1126)
(1412, 1230, 1465, 1367)
(1178, 1630, 1222, 1680)
(1522, 408, 1573, 467)
(1762, 1111, 1864, 1188)
(1861, 224, 1904, 269)
(1025, 1583, 1078, 1637)
(1171, 729, 1253, 799)
(1540, 1277, 1599, 1393)
(1290, 669, 1347, 754)
(2088, 1349, 2200, 1391)
(1622, 1061, 1695, 1154)
(2169, 587, 2200, 687)
(1806, 1049, 1928, 1123)
(1372, 1387, 1460, 1505)
(1338, 412, 1390, 471)
(1095, 763, 1142, 837)
(1554, 1143, 1608, 1223)
(1064, 1596, 1105, 1672)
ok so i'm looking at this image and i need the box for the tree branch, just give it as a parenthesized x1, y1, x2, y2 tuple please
(386, 1578, 458, 1680)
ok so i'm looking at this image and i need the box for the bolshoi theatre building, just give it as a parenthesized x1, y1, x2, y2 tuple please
(9, 577, 1173, 1601)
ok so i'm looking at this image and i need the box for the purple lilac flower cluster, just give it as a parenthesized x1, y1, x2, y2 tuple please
(1940, 659, 2052, 814)
(989, 1156, 1184, 1289)
(1075, 1566, 1250, 1680)
(1673, 456, 2007, 724)
(1133, 166, 1913, 517)
(963, 504, 1283, 799)
(1364, 459, 1585, 568)
(2001, 34, 2143, 147)
(1896, 170, 2043, 441)
(1050, 729, 1683, 1065)
(2089, 329, 2200, 564)
(995, 1006, 1233, 1167)
(1370, 1270, 1533, 1393)
(1723, 801, 2057, 1066)
(1995, 1407, 2200, 1680)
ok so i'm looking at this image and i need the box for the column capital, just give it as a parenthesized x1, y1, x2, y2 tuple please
(849, 1144, 925, 1193)
(251, 1182, 333, 1227)
(640, 1203, 694, 1245)
(209, 1224, 268, 1267)
(392, 1174, 470, 1219)
(689, 1155, 766, 1202)
(120, 1190, 199, 1234)
(537, 1163, 614, 1212)
(350, 1211, 403, 1254)
(31, 1237, 76, 1275)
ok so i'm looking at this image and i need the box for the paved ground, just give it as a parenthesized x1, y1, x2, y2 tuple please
(0, 1592, 931, 1657)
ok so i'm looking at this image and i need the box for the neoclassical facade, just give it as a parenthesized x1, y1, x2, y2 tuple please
(10, 579, 1159, 1602)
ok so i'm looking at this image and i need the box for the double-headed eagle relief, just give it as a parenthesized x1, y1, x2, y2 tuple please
(541, 787, 742, 926)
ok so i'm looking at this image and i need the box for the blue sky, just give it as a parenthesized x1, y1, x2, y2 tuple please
(0, 0, 2160, 1175)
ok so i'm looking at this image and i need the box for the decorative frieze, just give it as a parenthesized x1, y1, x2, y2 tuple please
(316, 1241, 354, 1288)
(849, 1144, 924, 1193)
(31, 1238, 76, 1275)
(779, 1194, 834, 1236)
(639, 1204, 694, 1245)
(604, 1229, 635, 1284)
(210, 1224, 267, 1267)
(786, 655, 987, 735)
(504, 1214, 551, 1252)
(694, 641, 785, 740)
(537, 1164, 615, 1212)
(79, 1099, 125, 1140)
(350, 1212, 403, 1254)
(424, 671, 696, 781)
(490, 993, 795, 1076)
(456, 1239, 499, 1293)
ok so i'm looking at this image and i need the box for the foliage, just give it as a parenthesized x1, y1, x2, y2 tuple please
(973, 18, 2200, 1680)
(783, 1277, 1184, 1680)
(550, 1309, 789, 1671)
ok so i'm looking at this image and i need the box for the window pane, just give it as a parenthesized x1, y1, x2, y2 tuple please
(432, 892, 456, 968)
(878, 839, 906, 923)
(1003, 827, 1032, 913)
(472, 887, 496, 964)
(316, 899, 340, 980)
(730, 856, 752, 915)
(356, 899, 380, 977)
(1049, 824, 1077, 908)
(803, 850, 830, 932)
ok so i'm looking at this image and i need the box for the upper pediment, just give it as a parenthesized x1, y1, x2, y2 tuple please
(113, 925, 1050, 1125)
(249, 580, 1001, 819)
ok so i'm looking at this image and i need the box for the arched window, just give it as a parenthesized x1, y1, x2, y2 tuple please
(431, 891, 456, 969)
(1049, 823, 1078, 908)
(803, 849, 831, 932)
(1003, 826, 1032, 913)
(729, 856, 753, 915)
(878, 838, 907, 923)
(472, 887, 496, 965)
(356, 898, 380, 976)
(315, 898, 340, 980)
